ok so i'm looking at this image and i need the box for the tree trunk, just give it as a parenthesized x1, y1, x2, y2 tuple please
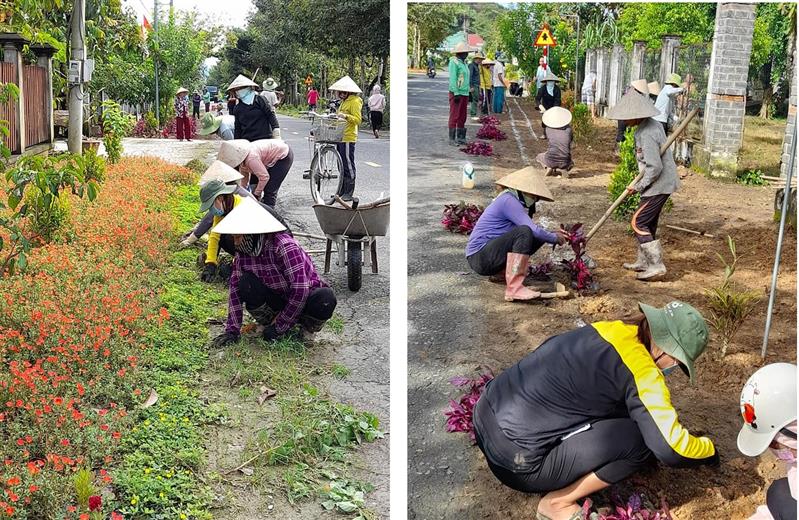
(759, 58, 773, 119)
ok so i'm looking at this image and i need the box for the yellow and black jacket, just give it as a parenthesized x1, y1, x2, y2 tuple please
(475, 321, 716, 472)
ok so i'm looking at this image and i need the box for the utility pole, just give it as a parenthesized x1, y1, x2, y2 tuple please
(67, 0, 85, 154)
(154, 0, 160, 125)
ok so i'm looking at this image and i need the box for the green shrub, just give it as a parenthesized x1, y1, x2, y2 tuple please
(101, 100, 135, 164)
(608, 127, 640, 219)
(23, 187, 71, 242)
(737, 169, 767, 186)
(183, 159, 205, 174)
(78, 146, 107, 184)
(571, 103, 594, 142)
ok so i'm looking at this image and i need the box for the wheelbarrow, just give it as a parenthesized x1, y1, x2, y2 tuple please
(312, 196, 390, 292)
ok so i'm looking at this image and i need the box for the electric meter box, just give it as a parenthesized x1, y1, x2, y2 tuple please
(67, 60, 81, 84)
(82, 59, 95, 82)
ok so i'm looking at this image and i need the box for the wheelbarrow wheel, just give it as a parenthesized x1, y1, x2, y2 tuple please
(347, 239, 362, 292)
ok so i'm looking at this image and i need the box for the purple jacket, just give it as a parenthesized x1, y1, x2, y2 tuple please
(466, 191, 558, 257)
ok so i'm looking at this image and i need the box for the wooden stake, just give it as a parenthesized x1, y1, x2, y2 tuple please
(665, 224, 715, 238)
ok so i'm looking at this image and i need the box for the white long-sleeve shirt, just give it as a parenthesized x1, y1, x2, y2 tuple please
(653, 84, 683, 124)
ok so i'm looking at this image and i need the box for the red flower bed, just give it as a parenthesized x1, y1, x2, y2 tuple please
(160, 117, 198, 139)
(0, 158, 193, 517)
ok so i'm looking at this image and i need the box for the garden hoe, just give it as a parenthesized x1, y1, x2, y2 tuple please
(585, 107, 699, 244)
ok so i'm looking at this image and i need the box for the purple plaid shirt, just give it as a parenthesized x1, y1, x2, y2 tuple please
(225, 232, 327, 334)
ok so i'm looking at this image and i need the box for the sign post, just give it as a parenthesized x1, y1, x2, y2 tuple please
(534, 24, 557, 72)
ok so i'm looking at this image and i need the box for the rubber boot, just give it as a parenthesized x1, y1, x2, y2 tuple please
(448, 128, 456, 146)
(622, 245, 647, 271)
(456, 128, 467, 145)
(504, 253, 541, 302)
(247, 302, 278, 326)
(637, 240, 667, 280)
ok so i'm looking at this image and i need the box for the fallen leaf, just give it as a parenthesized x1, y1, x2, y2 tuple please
(241, 323, 257, 334)
(257, 386, 277, 405)
(141, 389, 158, 409)
(239, 467, 254, 476)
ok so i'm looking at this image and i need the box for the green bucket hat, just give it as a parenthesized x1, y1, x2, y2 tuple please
(198, 113, 222, 135)
(639, 301, 709, 383)
(665, 72, 681, 86)
(199, 179, 236, 212)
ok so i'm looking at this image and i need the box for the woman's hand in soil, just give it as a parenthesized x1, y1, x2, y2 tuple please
(211, 331, 239, 348)
(555, 229, 569, 246)
(200, 263, 217, 282)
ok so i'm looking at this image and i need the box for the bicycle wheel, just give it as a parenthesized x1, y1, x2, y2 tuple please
(309, 145, 343, 203)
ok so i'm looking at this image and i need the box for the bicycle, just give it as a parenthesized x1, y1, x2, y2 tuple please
(304, 111, 346, 204)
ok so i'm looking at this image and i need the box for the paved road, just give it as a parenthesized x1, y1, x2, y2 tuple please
(122, 115, 391, 517)
(407, 72, 503, 519)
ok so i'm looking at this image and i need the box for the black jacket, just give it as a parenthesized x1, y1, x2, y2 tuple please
(536, 85, 562, 110)
(232, 95, 280, 141)
(474, 321, 717, 473)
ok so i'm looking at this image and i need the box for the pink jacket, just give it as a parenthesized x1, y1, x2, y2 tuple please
(242, 139, 290, 197)
(748, 422, 796, 520)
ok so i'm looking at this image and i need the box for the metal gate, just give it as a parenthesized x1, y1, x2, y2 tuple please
(23, 64, 48, 148)
(0, 62, 18, 153)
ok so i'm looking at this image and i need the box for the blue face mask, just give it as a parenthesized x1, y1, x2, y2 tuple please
(236, 88, 256, 105)
(209, 205, 225, 217)
(661, 365, 678, 377)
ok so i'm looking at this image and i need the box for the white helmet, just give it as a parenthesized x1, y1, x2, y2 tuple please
(737, 363, 797, 456)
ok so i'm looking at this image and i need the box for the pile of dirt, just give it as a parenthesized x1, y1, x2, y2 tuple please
(456, 98, 796, 520)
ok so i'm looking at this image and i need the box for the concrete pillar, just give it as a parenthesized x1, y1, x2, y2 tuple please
(659, 35, 682, 85)
(780, 48, 797, 178)
(585, 49, 597, 80)
(631, 41, 646, 81)
(694, 3, 756, 179)
(595, 48, 610, 110)
(1, 41, 23, 152)
(608, 44, 625, 108)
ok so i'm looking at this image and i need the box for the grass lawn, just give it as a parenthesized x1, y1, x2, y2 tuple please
(739, 115, 788, 177)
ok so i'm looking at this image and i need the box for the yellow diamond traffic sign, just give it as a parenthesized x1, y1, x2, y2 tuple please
(534, 26, 557, 47)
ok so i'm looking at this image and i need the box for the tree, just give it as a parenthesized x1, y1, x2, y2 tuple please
(616, 3, 716, 49)
(407, 3, 459, 68)
(751, 3, 794, 118)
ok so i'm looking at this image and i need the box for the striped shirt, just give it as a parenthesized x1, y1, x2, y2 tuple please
(225, 232, 327, 334)
(174, 96, 189, 117)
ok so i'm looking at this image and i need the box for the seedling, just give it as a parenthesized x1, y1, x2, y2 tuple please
(443, 370, 494, 442)
(460, 141, 494, 156)
(704, 236, 761, 356)
(442, 202, 484, 235)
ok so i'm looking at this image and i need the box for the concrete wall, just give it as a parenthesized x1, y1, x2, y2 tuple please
(780, 47, 797, 178)
(694, 3, 756, 178)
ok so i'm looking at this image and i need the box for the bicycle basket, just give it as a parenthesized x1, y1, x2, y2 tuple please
(311, 119, 346, 142)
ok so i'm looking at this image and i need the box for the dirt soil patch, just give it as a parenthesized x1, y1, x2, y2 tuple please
(454, 97, 796, 519)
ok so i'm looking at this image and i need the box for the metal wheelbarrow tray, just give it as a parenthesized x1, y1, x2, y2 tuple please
(312, 200, 390, 291)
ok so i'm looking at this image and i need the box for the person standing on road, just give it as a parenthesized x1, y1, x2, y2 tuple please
(606, 89, 678, 281)
(307, 85, 319, 112)
(227, 74, 282, 141)
(473, 301, 718, 520)
(492, 56, 506, 114)
(654, 73, 684, 135)
(261, 77, 280, 108)
(536, 71, 562, 136)
(208, 197, 337, 347)
(326, 75, 363, 204)
(203, 89, 211, 113)
(615, 80, 650, 156)
(536, 107, 574, 177)
(737, 363, 797, 520)
(535, 57, 548, 91)
(368, 84, 386, 139)
(197, 112, 236, 141)
(174, 87, 192, 141)
(466, 167, 567, 302)
(217, 138, 294, 208)
(192, 91, 202, 119)
(479, 59, 494, 115)
(469, 52, 485, 118)
(581, 67, 597, 119)
(447, 42, 471, 146)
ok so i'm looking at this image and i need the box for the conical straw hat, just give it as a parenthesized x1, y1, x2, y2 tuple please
(452, 41, 471, 54)
(199, 160, 244, 186)
(211, 196, 287, 235)
(329, 75, 362, 94)
(542, 71, 560, 83)
(605, 90, 660, 121)
(482, 59, 494, 66)
(472, 52, 486, 60)
(226, 74, 259, 92)
(176, 87, 189, 95)
(495, 166, 554, 201)
(217, 139, 252, 168)
(631, 79, 649, 95)
(647, 81, 661, 96)
(542, 107, 572, 128)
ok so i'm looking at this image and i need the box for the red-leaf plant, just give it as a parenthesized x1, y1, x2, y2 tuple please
(443, 370, 494, 443)
(479, 115, 500, 126)
(442, 203, 484, 235)
(461, 141, 494, 156)
(476, 124, 507, 141)
(560, 223, 594, 293)
(583, 492, 672, 520)
(528, 260, 553, 280)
